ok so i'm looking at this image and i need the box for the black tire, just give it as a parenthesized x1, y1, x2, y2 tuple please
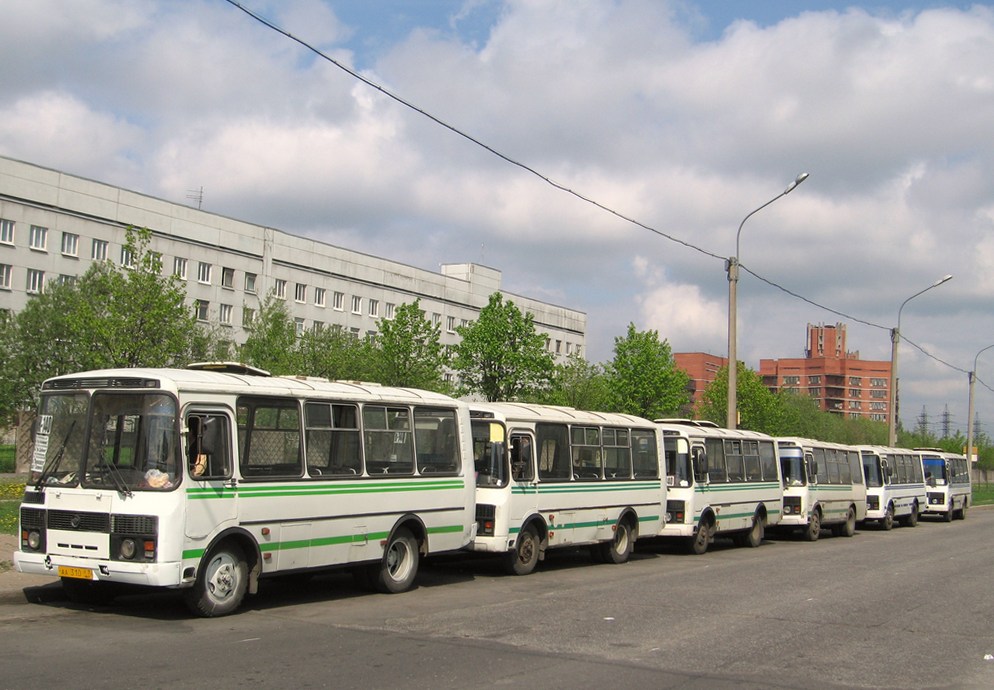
(504, 524, 540, 575)
(944, 502, 954, 522)
(841, 506, 857, 537)
(743, 515, 764, 548)
(881, 504, 894, 531)
(905, 502, 919, 527)
(598, 519, 634, 564)
(61, 577, 118, 605)
(185, 542, 249, 617)
(803, 509, 821, 542)
(688, 519, 711, 555)
(371, 527, 419, 593)
(958, 502, 968, 520)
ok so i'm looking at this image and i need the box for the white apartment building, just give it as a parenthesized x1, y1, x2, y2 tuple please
(0, 155, 586, 359)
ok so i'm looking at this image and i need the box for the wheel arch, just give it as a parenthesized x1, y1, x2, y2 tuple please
(389, 513, 428, 557)
(197, 526, 261, 595)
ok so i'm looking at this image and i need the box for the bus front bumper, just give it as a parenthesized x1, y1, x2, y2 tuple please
(14, 550, 185, 588)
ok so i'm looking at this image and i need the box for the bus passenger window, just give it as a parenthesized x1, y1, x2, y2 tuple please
(187, 414, 231, 480)
(510, 435, 534, 481)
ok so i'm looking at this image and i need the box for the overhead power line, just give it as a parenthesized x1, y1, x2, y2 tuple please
(223, 0, 972, 379)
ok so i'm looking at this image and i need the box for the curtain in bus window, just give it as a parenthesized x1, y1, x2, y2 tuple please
(414, 407, 459, 475)
(237, 397, 302, 478)
(304, 402, 361, 477)
(631, 429, 659, 479)
(362, 405, 414, 475)
(570, 425, 602, 480)
(705, 438, 727, 482)
(537, 423, 571, 481)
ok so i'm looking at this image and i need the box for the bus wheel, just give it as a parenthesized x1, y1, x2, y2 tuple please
(882, 505, 894, 531)
(61, 578, 118, 606)
(840, 506, 857, 537)
(958, 502, 968, 520)
(905, 503, 919, 527)
(689, 520, 710, 555)
(504, 524, 540, 576)
(598, 519, 633, 564)
(803, 510, 821, 542)
(372, 527, 419, 593)
(186, 543, 248, 617)
(742, 515, 764, 548)
(944, 502, 954, 522)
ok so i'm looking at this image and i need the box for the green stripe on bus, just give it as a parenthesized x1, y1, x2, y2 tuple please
(186, 481, 465, 500)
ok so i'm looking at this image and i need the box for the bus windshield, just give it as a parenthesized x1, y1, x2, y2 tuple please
(471, 420, 508, 487)
(862, 453, 883, 488)
(921, 456, 946, 485)
(780, 448, 806, 487)
(33, 391, 181, 492)
(664, 436, 692, 487)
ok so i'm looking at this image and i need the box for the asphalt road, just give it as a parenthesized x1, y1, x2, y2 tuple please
(2, 510, 994, 689)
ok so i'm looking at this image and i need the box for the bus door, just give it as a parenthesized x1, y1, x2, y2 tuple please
(183, 410, 238, 552)
(691, 443, 711, 523)
(508, 431, 538, 527)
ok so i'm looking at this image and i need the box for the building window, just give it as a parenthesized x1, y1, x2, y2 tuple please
(432, 313, 441, 327)
(0, 219, 13, 245)
(60, 232, 79, 257)
(91, 239, 108, 261)
(295, 318, 305, 336)
(243, 307, 255, 326)
(333, 291, 344, 311)
(195, 299, 209, 321)
(58, 274, 76, 286)
(368, 299, 379, 318)
(219, 303, 233, 325)
(446, 316, 456, 333)
(244, 272, 257, 293)
(314, 287, 326, 307)
(173, 257, 187, 279)
(783, 376, 800, 385)
(221, 267, 234, 289)
(385, 303, 395, 320)
(295, 283, 307, 303)
(274, 279, 287, 299)
(312, 320, 324, 332)
(808, 375, 821, 385)
(29, 225, 47, 251)
(120, 246, 136, 269)
(197, 262, 212, 285)
(26, 269, 44, 294)
(0, 263, 11, 290)
(351, 295, 361, 314)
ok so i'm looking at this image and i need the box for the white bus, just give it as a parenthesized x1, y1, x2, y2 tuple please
(468, 403, 664, 574)
(15, 364, 476, 616)
(915, 448, 972, 522)
(657, 420, 783, 554)
(859, 445, 927, 530)
(775, 438, 867, 540)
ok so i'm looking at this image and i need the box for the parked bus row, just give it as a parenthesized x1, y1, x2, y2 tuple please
(13, 365, 972, 617)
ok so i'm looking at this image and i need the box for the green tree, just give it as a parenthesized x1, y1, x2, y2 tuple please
(238, 294, 300, 374)
(452, 293, 554, 401)
(699, 363, 784, 433)
(604, 323, 690, 419)
(297, 325, 378, 382)
(537, 352, 613, 411)
(375, 299, 448, 390)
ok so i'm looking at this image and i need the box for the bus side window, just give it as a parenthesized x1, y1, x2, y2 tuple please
(187, 414, 232, 479)
(692, 446, 707, 483)
(510, 434, 534, 481)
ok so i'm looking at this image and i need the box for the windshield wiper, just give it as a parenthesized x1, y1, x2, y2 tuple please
(95, 460, 133, 498)
(35, 420, 77, 491)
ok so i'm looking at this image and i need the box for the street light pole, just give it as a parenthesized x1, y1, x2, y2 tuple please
(726, 172, 808, 430)
(966, 344, 994, 465)
(887, 274, 953, 446)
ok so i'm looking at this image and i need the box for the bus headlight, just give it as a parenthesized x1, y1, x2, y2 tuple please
(26, 530, 42, 550)
(120, 538, 137, 560)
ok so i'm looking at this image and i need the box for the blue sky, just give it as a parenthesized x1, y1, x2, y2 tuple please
(2, 0, 994, 434)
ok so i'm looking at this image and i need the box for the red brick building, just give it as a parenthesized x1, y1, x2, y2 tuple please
(758, 323, 891, 421)
(674, 352, 728, 408)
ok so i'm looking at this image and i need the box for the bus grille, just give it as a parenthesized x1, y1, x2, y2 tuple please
(20, 507, 45, 529)
(47, 510, 111, 532)
(112, 514, 158, 535)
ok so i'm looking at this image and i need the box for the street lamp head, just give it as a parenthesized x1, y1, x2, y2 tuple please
(784, 172, 809, 194)
(934, 274, 953, 287)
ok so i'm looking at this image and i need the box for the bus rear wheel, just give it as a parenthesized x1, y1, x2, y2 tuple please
(371, 527, 419, 593)
(185, 543, 249, 617)
(689, 520, 711, 555)
(598, 519, 633, 564)
(741, 516, 764, 548)
(834, 506, 856, 537)
(505, 524, 540, 575)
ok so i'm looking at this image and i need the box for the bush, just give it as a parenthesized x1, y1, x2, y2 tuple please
(0, 444, 13, 473)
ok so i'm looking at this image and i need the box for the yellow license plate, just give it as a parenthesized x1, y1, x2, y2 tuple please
(57, 566, 93, 580)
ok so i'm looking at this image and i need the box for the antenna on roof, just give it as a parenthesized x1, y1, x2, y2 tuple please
(186, 186, 204, 210)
